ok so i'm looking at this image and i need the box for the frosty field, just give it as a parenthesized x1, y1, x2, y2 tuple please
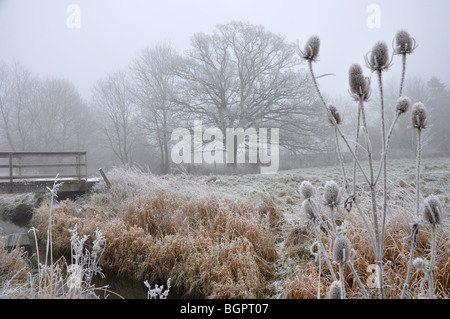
(2, 155, 447, 299)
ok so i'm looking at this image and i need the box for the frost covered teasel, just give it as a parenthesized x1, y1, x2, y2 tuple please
(299, 35, 320, 62)
(411, 102, 428, 130)
(422, 194, 442, 225)
(395, 96, 411, 114)
(365, 41, 393, 72)
(348, 63, 371, 101)
(299, 180, 315, 199)
(327, 104, 342, 126)
(323, 180, 341, 207)
(394, 29, 417, 55)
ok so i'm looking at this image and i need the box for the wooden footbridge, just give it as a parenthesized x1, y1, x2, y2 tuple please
(0, 152, 98, 195)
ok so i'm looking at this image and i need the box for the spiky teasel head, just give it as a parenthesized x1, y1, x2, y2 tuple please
(422, 194, 442, 225)
(328, 280, 341, 299)
(365, 41, 393, 72)
(301, 199, 317, 220)
(327, 104, 342, 125)
(323, 180, 341, 207)
(299, 180, 315, 199)
(395, 29, 417, 55)
(299, 35, 320, 62)
(348, 63, 371, 101)
(413, 257, 427, 271)
(333, 235, 351, 263)
(411, 102, 428, 129)
(396, 96, 411, 114)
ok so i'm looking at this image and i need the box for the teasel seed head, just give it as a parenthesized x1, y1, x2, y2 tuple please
(327, 104, 342, 125)
(366, 41, 392, 72)
(411, 102, 428, 129)
(413, 257, 427, 271)
(422, 194, 442, 225)
(324, 180, 341, 207)
(395, 96, 411, 114)
(328, 281, 342, 299)
(333, 235, 351, 264)
(301, 199, 317, 220)
(349, 63, 371, 101)
(395, 29, 417, 55)
(299, 180, 315, 199)
(301, 35, 320, 61)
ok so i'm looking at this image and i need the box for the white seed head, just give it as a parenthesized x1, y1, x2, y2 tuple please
(411, 102, 428, 129)
(422, 194, 442, 225)
(328, 280, 341, 299)
(396, 96, 411, 114)
(349, 63, 371, 101)
(327, 104, 342, 125)
(395, 29, 414, 54)
(413, 257, 427, 270)
(324, 180, 341, 207)
(370, 41, 390, 71)
(301, 199, 317, 220)
(299, 180, 315, 199)
(333, 235, 351, 263)
(302, 35, 320, 61)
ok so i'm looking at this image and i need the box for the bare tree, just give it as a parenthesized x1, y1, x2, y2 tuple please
(174, 21, 322, 167)
(31, 77, 93, 151)
(129, 43, 181, 173)
(0, 61, 38, 151)
(92, 70, 136, 166)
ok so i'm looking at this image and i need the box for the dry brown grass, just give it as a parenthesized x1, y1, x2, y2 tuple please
(31, 167, 283, 298)
(284, 202, 450, 299)
(0, 239, 29, 282)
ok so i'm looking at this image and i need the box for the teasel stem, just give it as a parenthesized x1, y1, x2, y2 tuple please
(330, 205, 337, 234)
(334, 126, 350, 195)
(401, 222, 420, 299)
(338, 258, 346, 299)
(352, 102, 362, 197)
(375, 69, 387, 299)
(401, 128, 423, 299)
(399, 54, 407, 97)
(313, 219, 337, 282)
(415, 129, 423, 218)
(347, 260, 370, 299)
(428, 224, 437, 299)
(307, 60, 370, 185)
(358, 93, 382, 266)
(375, 112, 401, 185)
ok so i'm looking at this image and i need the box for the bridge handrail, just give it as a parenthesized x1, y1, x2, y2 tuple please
(0, 151, 87, 183)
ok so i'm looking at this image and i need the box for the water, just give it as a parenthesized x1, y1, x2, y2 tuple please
(92, 275, 149, 299)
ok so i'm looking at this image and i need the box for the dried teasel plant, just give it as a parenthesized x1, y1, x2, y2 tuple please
(295, 29, 445, 299)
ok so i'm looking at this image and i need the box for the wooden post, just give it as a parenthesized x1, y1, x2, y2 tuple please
(76, 153, 81, 181)
(8, 153, 13, 193)
(9, 153, 13, 183)
(84, 152, 87, 179)
(99, 168, 111, 189)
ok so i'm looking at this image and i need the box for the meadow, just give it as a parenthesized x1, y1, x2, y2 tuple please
(2, 155, 448, 299)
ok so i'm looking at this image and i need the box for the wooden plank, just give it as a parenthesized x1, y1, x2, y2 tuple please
(0, 151, 86, 157)
(0, 174, 85, 180)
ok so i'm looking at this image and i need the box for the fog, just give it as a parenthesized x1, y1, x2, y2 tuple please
(0, 0, 449, 173)
(1, 0, 449, 99)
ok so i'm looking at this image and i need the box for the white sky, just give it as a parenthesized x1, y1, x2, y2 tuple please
(1, 0, 449, 101)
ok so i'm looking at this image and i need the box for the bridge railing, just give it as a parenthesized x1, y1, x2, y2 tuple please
(0, 152, 87, 183)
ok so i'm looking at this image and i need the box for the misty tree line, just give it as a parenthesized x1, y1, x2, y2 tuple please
(1, 21, 449, 174)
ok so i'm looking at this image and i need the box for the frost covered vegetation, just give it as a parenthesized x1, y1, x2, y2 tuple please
(1, 29, 449, 299)
(1, 156, 448, 298)
(29, 167, 282, 298)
